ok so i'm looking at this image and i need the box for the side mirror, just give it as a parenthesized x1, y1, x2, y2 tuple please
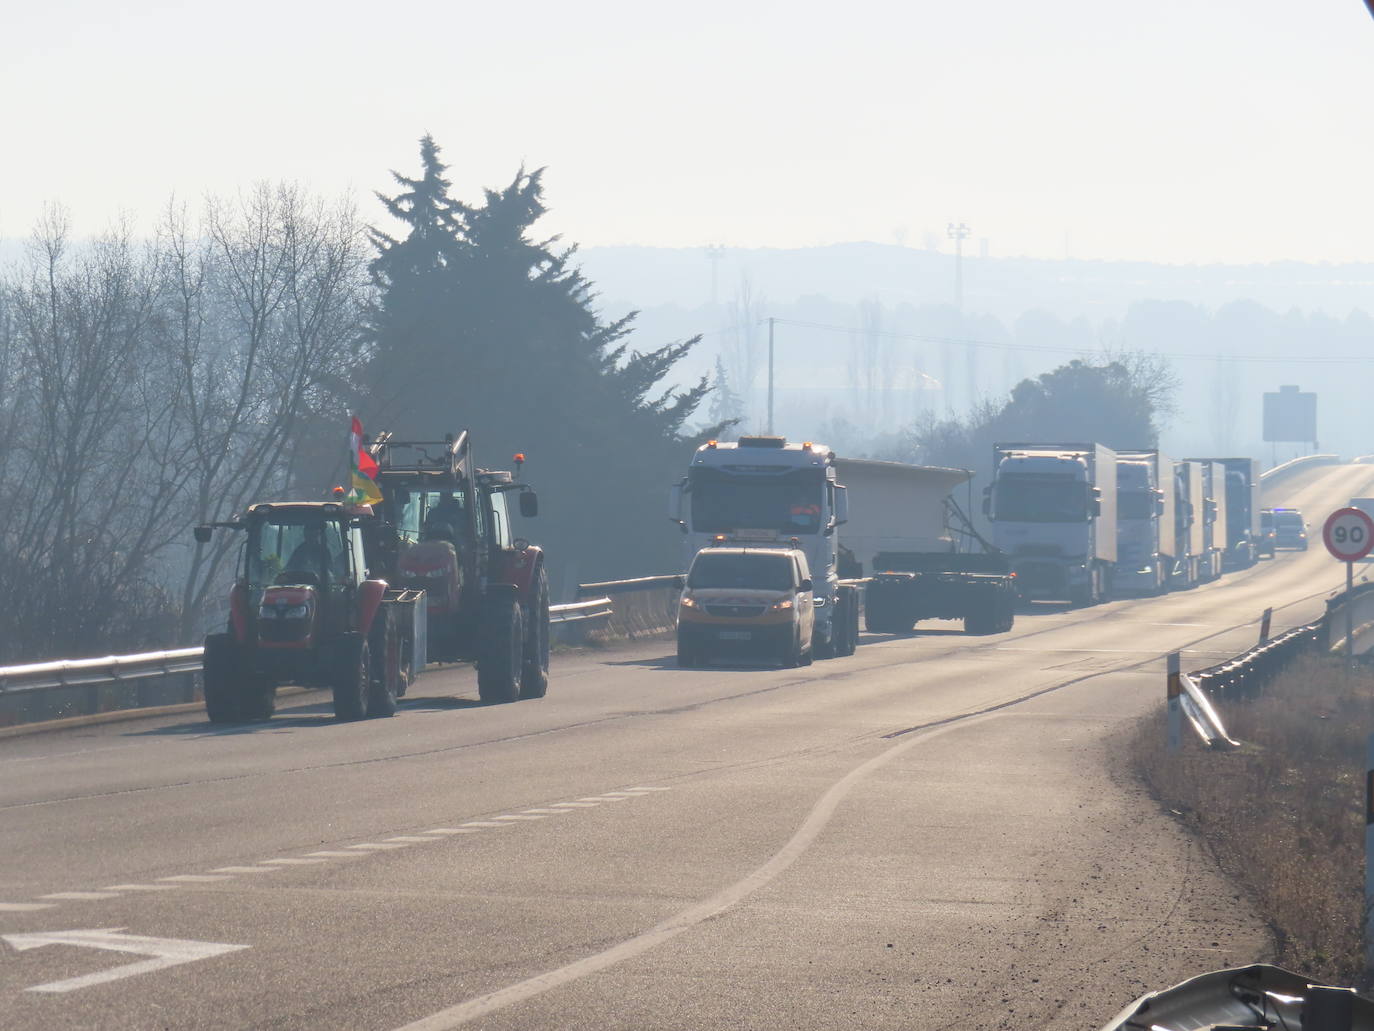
(799, 578, 814, 592)
(668, 482, 685, 522)
(833, 484, 849, 526)
(194, 525, 212, 545)
(518, 490, 538, 519)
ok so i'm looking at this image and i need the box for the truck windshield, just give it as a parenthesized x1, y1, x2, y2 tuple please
(688, 469, 824, 534)
(994, 478, 1089, 522)
(1119, 492, 1154, 520)
(688, 553, 795, 591)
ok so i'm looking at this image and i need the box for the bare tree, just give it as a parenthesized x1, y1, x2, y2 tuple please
(162, 184, 369, 640)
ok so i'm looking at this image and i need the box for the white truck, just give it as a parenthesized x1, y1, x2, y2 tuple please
(1182, 459, 1227, 582)
(984, 443, 1117, 605)
(1114, 450, 1177, 595)
(1169, 460, 1202, 588)
(669, 436, 860, 658)
(837, 459, 1016, 635)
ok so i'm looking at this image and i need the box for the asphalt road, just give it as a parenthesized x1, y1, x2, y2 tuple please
(2, 463, 1370, 1031)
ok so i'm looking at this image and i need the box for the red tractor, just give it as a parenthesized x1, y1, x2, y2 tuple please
(366, 430, 549, 704)
(194, 500, 421, 722)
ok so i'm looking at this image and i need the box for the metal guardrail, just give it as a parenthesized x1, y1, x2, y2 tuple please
(576, 575, 681, 597)
(0, 648, 205, 696)
(1191, 621, 1324, 698)
(548, 598, 612, 624)
(1258, 452, 1340, 484)
(0, 599, 619, 701)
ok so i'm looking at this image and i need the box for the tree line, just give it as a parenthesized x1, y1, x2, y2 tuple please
(0, 137, 717, 664)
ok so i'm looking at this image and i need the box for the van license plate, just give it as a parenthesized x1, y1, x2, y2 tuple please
(718, 630, 752, 640)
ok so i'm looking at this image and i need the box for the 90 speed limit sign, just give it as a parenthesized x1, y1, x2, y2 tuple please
(1323, 507, 1374, 561)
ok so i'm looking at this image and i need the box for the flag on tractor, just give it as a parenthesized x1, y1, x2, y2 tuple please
(348, 415, 383, 505)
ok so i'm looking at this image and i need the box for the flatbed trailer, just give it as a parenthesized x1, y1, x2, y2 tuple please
(864, 552, 1016, 635)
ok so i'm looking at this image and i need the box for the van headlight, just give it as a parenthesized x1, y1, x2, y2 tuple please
(679, 595, 698, 609)
(769, 598, 794, 611)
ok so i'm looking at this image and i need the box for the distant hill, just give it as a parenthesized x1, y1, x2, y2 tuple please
(578, 242, 1374, 324)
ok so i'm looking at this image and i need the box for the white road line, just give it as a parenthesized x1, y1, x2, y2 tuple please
(0, 903, 57, 912)
(38, 892, 120, 900)
(521, 809, 570, 815)
(261, 858, 326, 865)
(577, 796, 629, 802)
(549, 802, 599, 808)
(459, 822, 512, 829)
(424, 828, 481, 835)
(157, 875, 232, 883)
(492, 815, 546, 822)
(385, 836, 442, 843)
(101, 885, 179, 892)
(305, 851, 368, 858)
(391, 711, 985, 1030)
(347, 843, 412, 850)
(211, 867, 279, 874)
(623, 786, 671, 792)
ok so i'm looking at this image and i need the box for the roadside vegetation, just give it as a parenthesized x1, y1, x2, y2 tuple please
(1132, 655, 1372, 985)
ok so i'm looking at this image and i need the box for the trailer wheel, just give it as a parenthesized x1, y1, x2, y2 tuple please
(519, 569, 550, 700)
(367, 610, 400, 718)
(478, 597, 524, 704)
(333, 634, 370, 721)
(203, 634, 242, 723)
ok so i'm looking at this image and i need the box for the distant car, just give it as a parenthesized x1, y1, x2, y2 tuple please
(1257, 509, 1278, 558)
(676, 545, 816, 669)
(1270, 507, 1308, 551)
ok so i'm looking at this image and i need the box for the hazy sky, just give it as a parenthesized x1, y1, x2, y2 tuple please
(4, 0, 1373, 264)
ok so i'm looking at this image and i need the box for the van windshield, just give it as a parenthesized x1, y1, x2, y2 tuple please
(688, 553, 795, 591)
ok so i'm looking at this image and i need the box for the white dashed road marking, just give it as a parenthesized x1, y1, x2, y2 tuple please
(38, 892, 120, 901)
(158, 875, 231, 883)
(2, 787, 673, 917)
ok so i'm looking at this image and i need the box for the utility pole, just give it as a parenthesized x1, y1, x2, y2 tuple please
(767, 316, 775, 434)
(704, 244, 726, 307)
(948, 222, 972, 411)
(947, 222, 971, 311)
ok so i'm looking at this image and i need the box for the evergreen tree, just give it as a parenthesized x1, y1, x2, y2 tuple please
(707, 356, 744, 430)
(362, 136, 721, 588)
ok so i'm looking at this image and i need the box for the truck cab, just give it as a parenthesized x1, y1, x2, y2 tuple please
(670, 437, 857, 658)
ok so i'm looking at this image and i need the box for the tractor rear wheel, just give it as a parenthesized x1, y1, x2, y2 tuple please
(519, 569, 550, 700)
(203, 634, 242, 724)
(332, 634, 370, 721)
(478, 597, 524, 705)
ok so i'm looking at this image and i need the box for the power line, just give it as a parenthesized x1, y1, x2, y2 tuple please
(765, 317, 1374, 365)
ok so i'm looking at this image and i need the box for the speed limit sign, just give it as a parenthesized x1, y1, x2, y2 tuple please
(1324, 507, 1374, 561)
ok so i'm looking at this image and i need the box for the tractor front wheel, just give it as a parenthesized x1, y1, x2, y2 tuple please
(203, 634, 242, 724)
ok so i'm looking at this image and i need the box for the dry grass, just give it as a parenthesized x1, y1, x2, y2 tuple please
(1132, 656, 1374, 985)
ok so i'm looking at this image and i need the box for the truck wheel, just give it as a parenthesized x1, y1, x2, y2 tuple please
(367, 611, 400, 718)
(203, 633, 242, 724)
(333, 635, 370, 721)
(478, 597, 524, 704)
(677, 636, 699, 668)
(519, 570, 550, 700)
(838, 587, 859, 655)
